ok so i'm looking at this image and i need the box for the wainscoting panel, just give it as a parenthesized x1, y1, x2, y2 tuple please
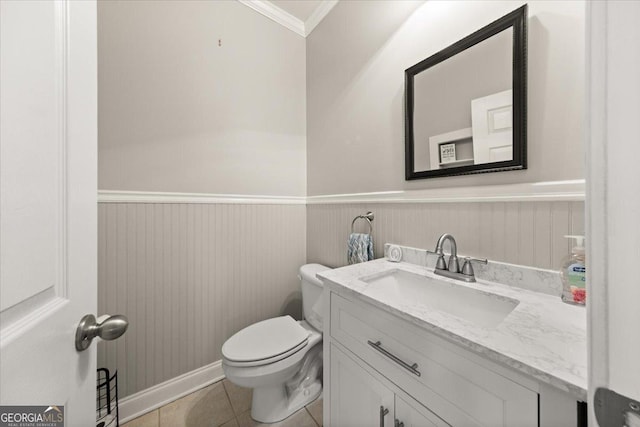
(307, 201, 584, 271)
(98, 202, 306, 398)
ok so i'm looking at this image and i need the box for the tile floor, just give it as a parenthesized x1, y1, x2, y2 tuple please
(122, 379, 323, 427)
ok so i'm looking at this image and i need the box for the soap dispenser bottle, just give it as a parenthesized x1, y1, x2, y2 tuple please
(561, 235, 586, 305)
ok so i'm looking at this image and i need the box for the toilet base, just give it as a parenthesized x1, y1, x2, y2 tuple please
(251, 380, 322, 424)
(222, 324, 323, 424)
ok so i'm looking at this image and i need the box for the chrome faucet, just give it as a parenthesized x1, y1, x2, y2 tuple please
(434, 233, 460, 273)
(430, 233, 487, 282)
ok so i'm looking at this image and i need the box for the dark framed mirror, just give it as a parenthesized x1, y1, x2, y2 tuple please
(405, 5, 527, 180)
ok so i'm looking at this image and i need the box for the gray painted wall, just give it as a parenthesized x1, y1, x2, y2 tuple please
(307, 0, 585, 195)
(96, 1, 308, 398)
(96, 0, 587, 401)
(97, 202, 306, 397)
(98, 0, 307, 196)
(307, 201, 584, 271)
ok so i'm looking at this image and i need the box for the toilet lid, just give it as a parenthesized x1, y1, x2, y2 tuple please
(222, 315, 310, 363)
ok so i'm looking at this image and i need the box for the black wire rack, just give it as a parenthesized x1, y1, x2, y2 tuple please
(96, 368, 119, 427)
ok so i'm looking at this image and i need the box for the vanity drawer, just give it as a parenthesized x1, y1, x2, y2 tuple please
(330, 292, 538, 427)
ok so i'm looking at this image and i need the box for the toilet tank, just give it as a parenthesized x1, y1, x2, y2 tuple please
(299, 263, 330, 332)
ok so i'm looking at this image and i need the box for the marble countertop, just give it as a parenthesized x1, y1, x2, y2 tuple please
(317, 258, 587, 400)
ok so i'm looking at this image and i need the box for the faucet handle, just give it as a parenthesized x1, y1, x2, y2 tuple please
(461, 257, 488, 276)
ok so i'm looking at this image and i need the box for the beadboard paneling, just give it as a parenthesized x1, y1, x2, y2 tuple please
(307, 201, 585, 271)
(97, 203, 306, 398)
(99, 198, 584, 399)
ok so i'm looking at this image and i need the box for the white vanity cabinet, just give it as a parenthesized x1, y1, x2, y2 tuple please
(330, 342, 394, 426)
(324, 290, 580, 427)
(330, 343, 447, 427)
(396, 394, 447, 427)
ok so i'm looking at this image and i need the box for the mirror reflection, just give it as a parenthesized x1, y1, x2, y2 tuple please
(413, 28, 512, 171)
(405, 6, 526, 180)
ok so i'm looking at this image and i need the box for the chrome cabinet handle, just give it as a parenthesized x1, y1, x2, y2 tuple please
(75, 314, 129, 351)
(395, 420, 405, 427)
(380, 406, 389, 427)
(368, 340, 421, 377)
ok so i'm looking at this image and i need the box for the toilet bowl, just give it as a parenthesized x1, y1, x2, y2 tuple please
(221, 264, 330, 424)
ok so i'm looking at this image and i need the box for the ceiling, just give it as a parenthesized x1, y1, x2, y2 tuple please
(270, 0, 323, 22)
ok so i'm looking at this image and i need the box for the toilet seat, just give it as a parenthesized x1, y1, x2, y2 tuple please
(222, 323, 321, 387)
(222, 316, 310, 367)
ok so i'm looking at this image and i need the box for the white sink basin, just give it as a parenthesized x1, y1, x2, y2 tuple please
(361, 269, 519, 328)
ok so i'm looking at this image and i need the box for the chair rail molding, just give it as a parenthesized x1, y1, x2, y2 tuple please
(307, 180, 585, 204)
(97, 190, 306, 205)
(98, 180, 585, 206)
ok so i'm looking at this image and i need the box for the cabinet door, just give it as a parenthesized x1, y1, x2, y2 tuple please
(331, 293, 538, 426)
(395, 394, 451, 427)
(330, 344, 395, 427)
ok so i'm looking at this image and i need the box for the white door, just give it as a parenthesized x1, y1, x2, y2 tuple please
(330, 344, 395, 427)
(0, 0, 97, 425)
(587, 1, 640, 426)
(471, 89, 513, 164)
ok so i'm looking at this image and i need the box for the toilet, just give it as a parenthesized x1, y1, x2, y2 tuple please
(221, 263, 330, 423)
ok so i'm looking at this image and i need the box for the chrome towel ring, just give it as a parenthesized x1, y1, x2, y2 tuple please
(351, 212, 374, 234)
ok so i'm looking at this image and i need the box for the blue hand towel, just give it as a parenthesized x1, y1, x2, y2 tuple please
(348, 233, 374, 265)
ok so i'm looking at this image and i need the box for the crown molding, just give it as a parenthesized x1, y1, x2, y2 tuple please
(238, 0, 305, 36)
(305, 0, 339, 36)
(237, 0, 338, 37)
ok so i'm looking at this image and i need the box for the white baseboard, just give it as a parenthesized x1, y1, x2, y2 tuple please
(119, 360, 225, 424)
